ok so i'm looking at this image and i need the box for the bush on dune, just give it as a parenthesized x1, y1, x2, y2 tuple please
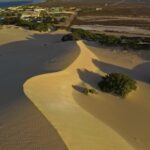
(98, 73, 137, 97)
(61, 33, 74, 41)
(83, 87, 97, 95)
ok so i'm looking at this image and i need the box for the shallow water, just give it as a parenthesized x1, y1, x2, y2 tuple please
(0, 0, 45, 8)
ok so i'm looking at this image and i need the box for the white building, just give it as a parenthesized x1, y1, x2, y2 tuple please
(34, 8, 46, 13)
(21, 11, 40, 20)
(8, 7, 18, 11)
(96, 8, 103, 11)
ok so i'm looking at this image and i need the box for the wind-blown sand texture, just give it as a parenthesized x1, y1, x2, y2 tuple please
(0, 26, 150, 150)
(0, 26, 68, 150)
(24, 37, 150, 149)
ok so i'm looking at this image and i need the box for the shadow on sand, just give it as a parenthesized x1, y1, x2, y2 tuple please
(77, 69, 102, 89)
(0, 33, 80, 149)
(73, 54, 150, 149)
(73, 58, 150, 96)
(93, 59, 150, 84)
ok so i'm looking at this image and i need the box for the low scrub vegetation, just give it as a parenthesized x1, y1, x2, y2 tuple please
(83, 88, 97, 95)
(98, 73, 137, 97)
(62, 28, 150, 50)
(0, 17, 53, 32)
(17, 20, 52, 32)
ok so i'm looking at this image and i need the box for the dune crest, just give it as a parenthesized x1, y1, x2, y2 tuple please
(24, 40, 133, 150)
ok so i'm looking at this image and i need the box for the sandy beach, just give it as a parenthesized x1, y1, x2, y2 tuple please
(0, 26, 150, 149)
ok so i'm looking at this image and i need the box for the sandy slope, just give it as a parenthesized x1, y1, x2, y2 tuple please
(1, 26, 149, 150)
(0, 26, 68, 150)
(75, 43, 150, 150)
(23, 40, 150, 150)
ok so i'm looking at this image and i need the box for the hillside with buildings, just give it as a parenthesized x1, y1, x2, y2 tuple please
(0, 5, 78, 31)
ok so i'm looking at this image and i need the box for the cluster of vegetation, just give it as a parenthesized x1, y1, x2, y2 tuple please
(98, 73, 137, 97)
(62, 28, 150, 50)
(17, 20, 52, 32)
(0, 17, 19, 25)
(83, 88, 97, 95)
(0, 8, 67, 32)
(0, 14, 54, 32)
(0, 11, 20, 25)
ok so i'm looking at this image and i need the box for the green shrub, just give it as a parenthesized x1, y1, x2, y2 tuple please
(122, 39, 141, 49)
(62, 28, 150, 50)
(16, 20, 51, 32)
(61, 34, 74, 41)
(98, 73, 137, 97)
(82, 87, 97, 95)
(83, 88, 89, 95)
(88, 89, 98, 94)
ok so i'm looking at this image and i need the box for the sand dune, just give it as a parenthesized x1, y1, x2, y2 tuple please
(1, 26, 150, 150)
(0, 27, 68, 150)
(75, 43, 150, 150)
(24, 40, 149, 150)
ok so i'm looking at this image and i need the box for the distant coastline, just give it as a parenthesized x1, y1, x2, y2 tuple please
(0, 0, 46, 8)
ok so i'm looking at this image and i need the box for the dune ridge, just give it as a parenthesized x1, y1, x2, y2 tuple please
(0, 27, 69, 150)
(24, 40, 134, 150)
